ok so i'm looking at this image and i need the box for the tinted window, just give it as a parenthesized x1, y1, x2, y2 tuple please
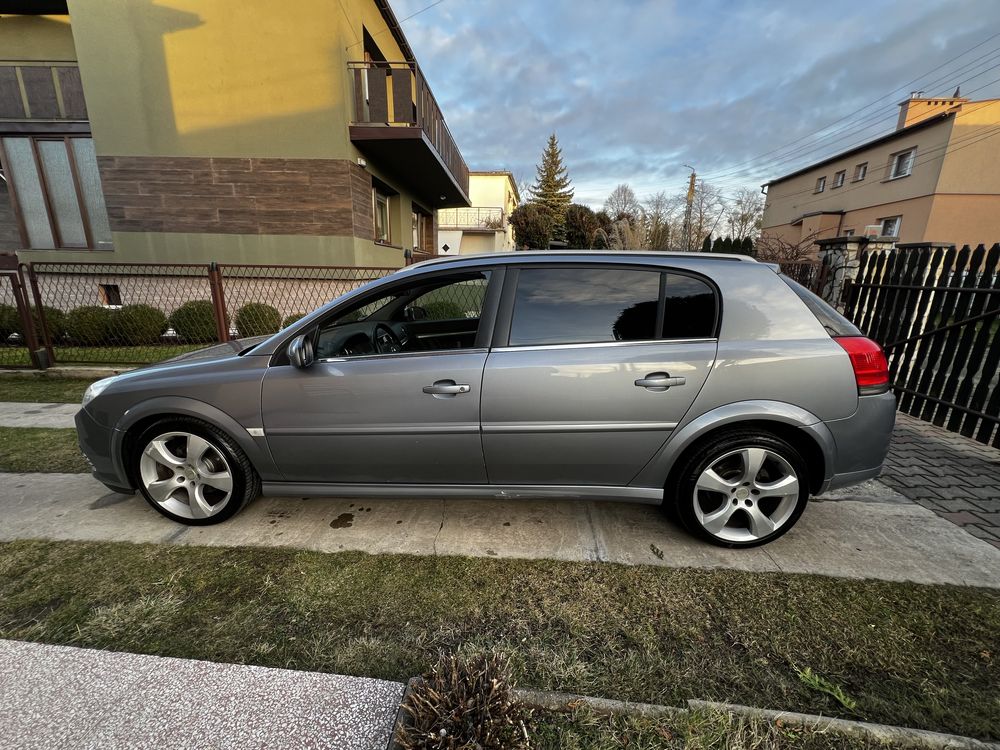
(509, 268, 659, 346)
(779, 275, 860, 336)
(662, 274, 716, 339)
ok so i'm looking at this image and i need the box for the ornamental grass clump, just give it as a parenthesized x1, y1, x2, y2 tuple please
(396, 652, 529, 750)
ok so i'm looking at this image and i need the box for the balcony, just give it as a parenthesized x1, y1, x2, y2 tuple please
(437, 206, 505, 230)
(348, 61, 470, 209)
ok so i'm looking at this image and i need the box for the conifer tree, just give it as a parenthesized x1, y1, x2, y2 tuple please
(701, 235, 712, 253)
(529, 134, 574, 240)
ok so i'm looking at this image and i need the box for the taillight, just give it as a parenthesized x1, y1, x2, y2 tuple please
(834, 336, 890, 394)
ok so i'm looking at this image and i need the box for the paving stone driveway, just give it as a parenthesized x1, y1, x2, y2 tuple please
(881, 413, 1000, 549)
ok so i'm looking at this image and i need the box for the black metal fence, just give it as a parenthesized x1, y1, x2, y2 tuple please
(845, 243, 1000, 447)
(0, 261, 397, 367)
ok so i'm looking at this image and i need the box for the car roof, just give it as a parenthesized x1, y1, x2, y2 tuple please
(409, 250, 758, 271)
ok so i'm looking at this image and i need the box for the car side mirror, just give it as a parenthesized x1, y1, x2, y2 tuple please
(287, 334, 315, 369)
(404, 306, 427, 322)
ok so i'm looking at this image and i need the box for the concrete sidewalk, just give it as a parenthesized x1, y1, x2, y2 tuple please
(0, 401, 78, 428)
(0, 640, 402, 750)
(2, 472, 998, 588)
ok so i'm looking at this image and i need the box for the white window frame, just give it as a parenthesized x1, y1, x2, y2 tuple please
(814, 176, 826, 193)
(889, 149, 915, 180)
(372, 188, 390, 243)
(879, 216, 901, 237)
(853, 162, 868, 182)
(832, 170, 846, 189)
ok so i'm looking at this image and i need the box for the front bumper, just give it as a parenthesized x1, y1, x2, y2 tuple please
(823, 390, 896, 492)
(75, 407, 133, 494)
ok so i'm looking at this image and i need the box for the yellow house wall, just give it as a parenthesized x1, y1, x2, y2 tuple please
(0, 14, 76, 60)
(761, 117, 952, 231)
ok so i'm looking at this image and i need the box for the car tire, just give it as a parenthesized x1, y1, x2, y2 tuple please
(667, 429, 809, 548)
(132, 417, 259, 525)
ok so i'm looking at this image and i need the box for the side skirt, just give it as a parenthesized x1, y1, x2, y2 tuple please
(259, 482, 664, 504)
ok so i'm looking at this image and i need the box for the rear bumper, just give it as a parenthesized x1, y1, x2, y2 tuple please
(75, 408, 133, 494)
(822, 390, 896, 492)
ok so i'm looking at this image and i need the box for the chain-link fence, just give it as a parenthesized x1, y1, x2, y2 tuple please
(20, 261, 398, 367)
(0, 268, 37, 368)
(217, 264, 395, 338)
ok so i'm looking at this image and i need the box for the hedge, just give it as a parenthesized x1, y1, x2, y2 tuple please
(66, 306, 114, 345)
(235, 302, 281, 337)
(115, 304, 168, 345)
(282, 313, 306, 329)
(169, 300, 218, 343)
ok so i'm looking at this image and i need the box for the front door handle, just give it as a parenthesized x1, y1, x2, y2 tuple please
(423, 379, 471, 397)
(634, 372, 686, 392)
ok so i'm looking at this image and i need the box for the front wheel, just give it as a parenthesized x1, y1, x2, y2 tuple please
(133, 417, 259, 525)
(669, 430, 809, 548)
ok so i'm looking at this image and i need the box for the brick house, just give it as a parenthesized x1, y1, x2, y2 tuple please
(0, 0, 470, 267)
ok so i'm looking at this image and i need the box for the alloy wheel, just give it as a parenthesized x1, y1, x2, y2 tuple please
(138, 431, 234, 520)
(692, 447, 800, 543)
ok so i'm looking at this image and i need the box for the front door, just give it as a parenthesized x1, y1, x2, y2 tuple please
(482, 265, 719, 486)
(261, 269, 497, 484)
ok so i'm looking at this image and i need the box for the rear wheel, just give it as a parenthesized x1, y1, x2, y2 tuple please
(133, 417, 259, 525)
(668, 430, 809, 548)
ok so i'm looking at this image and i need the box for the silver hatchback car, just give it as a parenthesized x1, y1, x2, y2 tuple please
(76, 251, 895, 547)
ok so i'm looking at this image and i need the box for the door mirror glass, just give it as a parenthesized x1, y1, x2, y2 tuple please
(404, 305, 428, 322)
(287, 334, 315, 369)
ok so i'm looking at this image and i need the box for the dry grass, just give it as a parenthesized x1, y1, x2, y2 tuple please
(0, 540, 996, 740)
(0, 377, 92, 404)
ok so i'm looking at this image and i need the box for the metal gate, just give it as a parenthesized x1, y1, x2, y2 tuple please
(0, 255, 41, 369)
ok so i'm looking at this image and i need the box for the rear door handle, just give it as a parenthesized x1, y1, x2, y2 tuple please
(634, 372, 686, 391)
(422, 379, 471, 397)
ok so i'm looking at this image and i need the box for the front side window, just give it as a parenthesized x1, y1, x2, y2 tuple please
(507, 267, 716, 347)
(315, 271, 490, 358)
(373, 189, 390, 243)
(832, 170, 846, 188)
(1, 135, 112, 249)
(890, 149, 914, 179)
(814, 176, 826, 193)
(853, 162, 868, 181)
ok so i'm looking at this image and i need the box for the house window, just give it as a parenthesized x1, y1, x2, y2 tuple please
(853, 162, 868, 181)
(889, 149, 915, 179)
(411, 209, 431, 251)
(843, 229, 855, 236)
(879, 216, 901, 237)
(98, 283, 122, 306)
(373, 188, 390, 243)
(833, 170, 846, 189)
(814, 176, 826, 193)
(0, 136, 112, 250)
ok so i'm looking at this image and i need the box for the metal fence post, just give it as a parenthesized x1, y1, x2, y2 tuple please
(208, 262, 230, 342)
(23, 262, 55, 365)
(6, 261, 41, 369)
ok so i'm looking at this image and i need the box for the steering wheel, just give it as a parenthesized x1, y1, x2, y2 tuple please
(373, 323, 403, 354)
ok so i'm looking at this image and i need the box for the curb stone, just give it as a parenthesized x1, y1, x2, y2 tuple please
(389, 684, 999, 749)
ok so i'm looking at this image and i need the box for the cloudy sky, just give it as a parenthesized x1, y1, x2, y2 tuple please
(390, 0, 1000, 208)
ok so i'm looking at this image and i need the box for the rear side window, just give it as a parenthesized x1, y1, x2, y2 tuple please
(779, 275, 860, 336)
(507, 267, 717, 346)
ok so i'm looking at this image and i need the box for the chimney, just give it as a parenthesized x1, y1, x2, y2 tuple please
(896, 93, 968, 130)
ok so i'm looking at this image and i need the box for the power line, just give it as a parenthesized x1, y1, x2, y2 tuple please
(699, 31, 1000, 180)
(706, 52, 1000, 184)
(345, 0, 447, 52)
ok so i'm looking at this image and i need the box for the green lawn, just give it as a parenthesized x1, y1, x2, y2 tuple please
(0, 343, 201, 367)
(1, 540, 996, 740)
(0, 378, 92, 404)
(0, 427, 89, 473)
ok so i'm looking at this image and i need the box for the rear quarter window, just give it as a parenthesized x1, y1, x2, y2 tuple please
(779, 275, 861, 337)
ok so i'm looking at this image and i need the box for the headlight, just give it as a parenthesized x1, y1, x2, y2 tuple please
(82, 376, 117, 408)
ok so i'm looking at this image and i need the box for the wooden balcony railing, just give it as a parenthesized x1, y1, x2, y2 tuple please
(348, 61, 469, 201)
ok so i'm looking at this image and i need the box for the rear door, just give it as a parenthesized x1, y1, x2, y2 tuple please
(482, 265, 718, 486)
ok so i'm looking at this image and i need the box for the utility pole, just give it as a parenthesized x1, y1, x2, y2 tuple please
(682, 165, 696, 251)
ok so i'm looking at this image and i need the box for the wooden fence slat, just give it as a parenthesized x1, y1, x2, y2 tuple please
(896, 247, 944, 413)
(843, 250, 869, 320)
(968, 243, 1000, 443)
(912, 246, 968, 421)
(925, 245, 984, 427)
(857, 251, 887, 336)
(944, 245, 999, 433)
